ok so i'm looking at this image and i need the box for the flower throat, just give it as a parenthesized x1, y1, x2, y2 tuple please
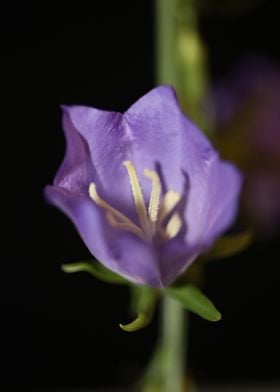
(89, 161, 182, 241)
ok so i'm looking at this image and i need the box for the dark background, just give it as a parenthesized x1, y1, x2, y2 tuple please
(3, 0, 280, 390)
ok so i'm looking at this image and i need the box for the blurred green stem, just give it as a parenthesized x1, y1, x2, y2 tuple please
(141, 296, 187, 392)
(156, 0, 212, 133)
(160, 296, 187, 392)
(155, 0, 178, 85)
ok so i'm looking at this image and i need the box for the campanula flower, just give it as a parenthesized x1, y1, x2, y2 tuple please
(45, 86, 241, 287)
(214, 57, 280, 165)
(243, 169, 280, 233)
(213, 57, 280, 234)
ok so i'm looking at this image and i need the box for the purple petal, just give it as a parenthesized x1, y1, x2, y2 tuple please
(61, 86, 214, 223)
(126, 86, 242, 248)
(61, 105, 139, 219)
(45, 185, 114, 265)
(45, 185, 167, 286)
(199, 159, 242, 248)
(158, 239, 200, 286)
(124, 85, 213, 196)
(54, 108, 94, 196)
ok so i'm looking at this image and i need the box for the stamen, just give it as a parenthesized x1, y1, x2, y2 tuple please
(106, 212, 144, 239)
(89, 163, 183, 242)
(144, 169, 161, 223)
(89, 183, 139, 229)
(123, 161, 149, 232)
(158, 190, 181, 223)
(165, 212, 182, 239)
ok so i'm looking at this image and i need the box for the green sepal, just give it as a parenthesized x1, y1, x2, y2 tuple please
(201, 230, 253, 262)
(61, 260, 128, 285)
(119, 313, 151, 332)
(120, 286, 158, 332)
(165, 284, 221, 322)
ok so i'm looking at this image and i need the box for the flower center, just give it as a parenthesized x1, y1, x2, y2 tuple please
(89, 161, 182, 241)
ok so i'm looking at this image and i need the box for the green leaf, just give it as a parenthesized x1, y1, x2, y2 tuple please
(61, 261, 127, 285)
(120, 286, 158, 332)
(201, 230, 253, 261)
(165, 284, 221, 322)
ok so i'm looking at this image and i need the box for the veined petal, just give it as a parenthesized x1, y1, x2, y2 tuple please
(124, 85, 238, 248)
(54, 108, 94, 195)
(183, 151, 242, 247)
(124, 85, 213, 197)
(201, 160, 242, 247)
(61, 105, 138, 219)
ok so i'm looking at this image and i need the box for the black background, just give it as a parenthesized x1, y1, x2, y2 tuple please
(3, 0, 280, 390)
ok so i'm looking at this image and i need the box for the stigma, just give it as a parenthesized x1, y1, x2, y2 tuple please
(89, 161, 182, 242)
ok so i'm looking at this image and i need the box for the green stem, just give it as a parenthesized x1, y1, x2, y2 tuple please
(140, 296, 188, 392)
(156, 0, 212, 133)
(155, 0, 178, 85)
(160, 296, 187, 392)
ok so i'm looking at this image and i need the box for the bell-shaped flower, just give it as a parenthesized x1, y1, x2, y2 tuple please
(213, 57, 280, 234)
(45, 86, 242, 287)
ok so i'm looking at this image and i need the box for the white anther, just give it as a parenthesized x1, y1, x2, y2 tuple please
(165, 212, 182, 239)
(158, 190, 181, 223)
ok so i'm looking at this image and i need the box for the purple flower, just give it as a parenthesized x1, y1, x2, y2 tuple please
(243, 169, 280, 235)
(45, 86, 241, 287)
(213, 57, 280, 234)
(214, 56, 280, 163)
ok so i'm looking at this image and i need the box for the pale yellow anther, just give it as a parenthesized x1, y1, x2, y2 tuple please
(165, 212, 182, 239)
(158, 190, 181, 223)
(144, 169, 161, 223)
(89, 183, 139, 229)
(123, 161, 149, 232)
(106, 212, 144, 239)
